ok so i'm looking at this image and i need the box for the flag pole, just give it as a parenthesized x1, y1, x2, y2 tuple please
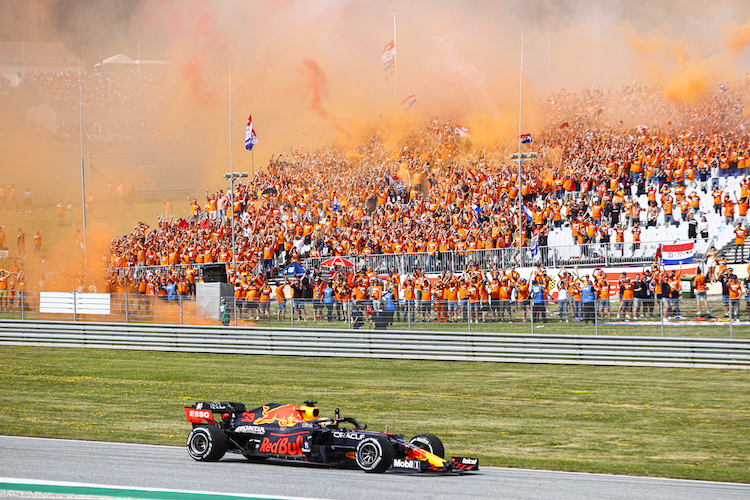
(517, 29, 524, 261)
(394, 10, 398, 106)
(78, 56, 88, 273)
(229, 61, 236, 276)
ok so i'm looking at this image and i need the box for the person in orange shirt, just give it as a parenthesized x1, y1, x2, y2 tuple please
(246, 281, 260, 320)
(275, 279, 287, 321)
(733, 224, 747, 262)
(620, 277, 635, 320)
(432, 277, 445, 323)
(259, 281, 272, 320)
(32, 230, 42, 257)
(597, 275, 611, 322)
(516, 278, 530, 322)
(0, 268, 9, 311)
(419, 274, 432, 322)
(444, 276, 458, 322)
(723, 195, 735, 225)
(402, 274, 417, 323)
(569, 276, 582, 321)
(693, 268, 708, 317)
(727, 275, 743, 319)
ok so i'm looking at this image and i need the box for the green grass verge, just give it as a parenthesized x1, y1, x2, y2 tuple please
(0, 346, 748, 483)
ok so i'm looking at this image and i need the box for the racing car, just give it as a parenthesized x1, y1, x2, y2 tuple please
(184, 401, 479, 473)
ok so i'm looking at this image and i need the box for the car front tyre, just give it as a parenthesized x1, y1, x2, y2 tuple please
(187, 425, 228, 461)
(409, 433, 444, 458)
(355, 435, 394, 473)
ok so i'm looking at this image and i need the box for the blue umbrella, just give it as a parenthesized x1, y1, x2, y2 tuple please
(281, 262, 307, 278)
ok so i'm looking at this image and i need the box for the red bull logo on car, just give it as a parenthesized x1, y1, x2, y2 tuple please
(253, 404, 304, 427)
(259, 435, 304, 456)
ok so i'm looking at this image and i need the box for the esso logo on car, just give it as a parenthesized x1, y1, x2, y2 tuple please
(189, 409, 212, 419)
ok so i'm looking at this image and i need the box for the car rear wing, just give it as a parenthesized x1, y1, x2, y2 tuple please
(185, 402, 246, 424)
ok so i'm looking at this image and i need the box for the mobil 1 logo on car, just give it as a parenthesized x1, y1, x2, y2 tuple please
(392, 458, 422, 470)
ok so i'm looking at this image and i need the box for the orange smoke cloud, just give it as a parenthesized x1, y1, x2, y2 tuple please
(302, 59, 327, 113)
(725, 21, 750, 53)
(300, 59, 346, 135)
(623, 25, 734, 104)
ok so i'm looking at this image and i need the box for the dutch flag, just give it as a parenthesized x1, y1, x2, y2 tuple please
(245, 115, 259, 151)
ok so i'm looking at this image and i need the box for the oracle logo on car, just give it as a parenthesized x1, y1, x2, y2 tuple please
(332, 431, 365, 440)
(259, 435, 304, 456)
(461, 457, 478, 465)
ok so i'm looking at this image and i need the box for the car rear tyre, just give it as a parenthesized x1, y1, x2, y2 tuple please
(409, 433, 444, 458)
(187, 425, 228, 461)
(355, 435, 394, 473)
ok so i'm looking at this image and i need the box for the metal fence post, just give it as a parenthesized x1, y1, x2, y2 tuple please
(530, 299, 534, 333)
(730, 302, 734, 339)
(408, 302, 411, 331)
(605, 244, 609, 267)
(179, 295, 183, 325)
(595, 299, 598, 336)
(73, 292, 77, 322)
(660, 299, 664, 337)
(125, 294, 129, 324)
(20, 290, 24, 321)
(291, 299, 295, 328)
(234, 297, 238, 326)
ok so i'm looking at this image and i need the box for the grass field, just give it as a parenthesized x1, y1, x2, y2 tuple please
(0, 346, 748, 483)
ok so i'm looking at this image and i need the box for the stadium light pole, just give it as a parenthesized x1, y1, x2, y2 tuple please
(517, 29, 524, 265)
(511, 152, 537, 266)
(224, 172, 248, 276)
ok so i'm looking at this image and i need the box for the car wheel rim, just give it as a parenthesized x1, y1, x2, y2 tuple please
(412, 441, 432, 453)
(192, 434, 208, 454)
(359, 443, 378, 466)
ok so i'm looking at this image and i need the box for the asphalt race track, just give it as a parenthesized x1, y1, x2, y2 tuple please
(1, 436, 748, 500)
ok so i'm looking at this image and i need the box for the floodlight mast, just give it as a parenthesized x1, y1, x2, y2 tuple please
(511, 152, 537, 267)
(224, 172, 248, 277)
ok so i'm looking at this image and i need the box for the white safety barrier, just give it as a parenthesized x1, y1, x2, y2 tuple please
(0, 320, 748, 369)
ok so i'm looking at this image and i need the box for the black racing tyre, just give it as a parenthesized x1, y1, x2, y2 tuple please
(355, 435, 394, 473)
(409, 433, 444, 458)
(186, 425, 228, 461)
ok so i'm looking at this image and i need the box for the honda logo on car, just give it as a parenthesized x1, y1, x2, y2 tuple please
(392, 458, 420, 469)
(234, 425, 265, 435)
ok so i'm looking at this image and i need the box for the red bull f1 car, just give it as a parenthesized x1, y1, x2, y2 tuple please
(184, 401, 479, 473)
